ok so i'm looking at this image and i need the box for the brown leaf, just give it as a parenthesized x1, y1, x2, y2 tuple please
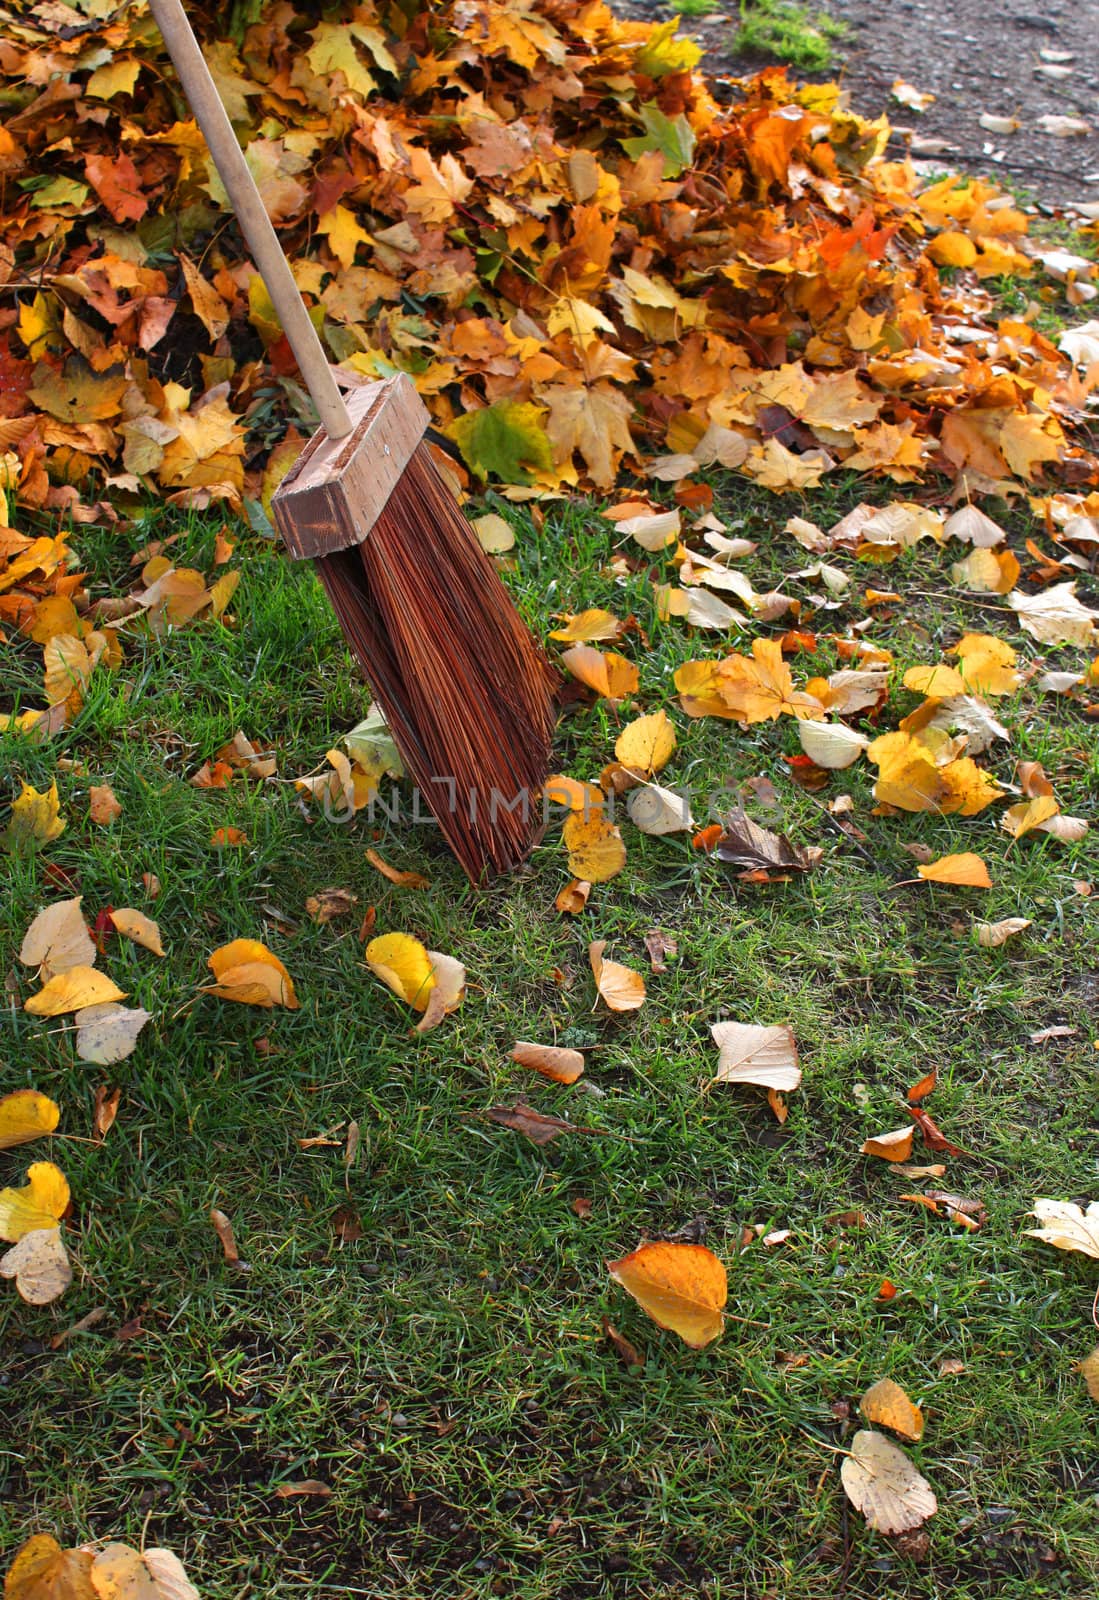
(511, 1041, 585, 1084)
(305, 887, 359, 923)
(89, 784, 122, 825)
(210, 1207, 246, 1267)
(92, 1085, 121, 1141)
(909, 1106, 968, 1156)
(571, 1196, 593, 1219)
(477, 1101, 606, 1147)
(365, 848, 430, 889)
(714, 810, 822, 875)
(274, 1480, 332, 1499)
(643, 929, 677, 973)
(907, 1070, 936, 1102)
(555, 878, 592, 914)
(332, 1205, 363, 1242)
(601, 1315, 645, 1369)
(860, 1378, 925, 1441)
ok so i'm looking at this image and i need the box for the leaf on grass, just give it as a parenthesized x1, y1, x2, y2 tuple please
(861, 1126, 915, 1162)
(74, 1003, 152, 1065)
(210, 1207, 242, 1265)
(0, 1091, 60, 1151)
(975, 917, 1031, 947)
(563, 811, 627, 881)
(273, 1480, 333, 1499)
(479, 1101, 601, 1147)
(0, 1226, 71, 1305)
(3, 1536, 95, 1599)
(365, 848, 430, 889)
(907, 1070, 936, 1102)
(110, 908, 165, 955)
(471, 512, 515, 553)
(91, 1543, 200, 1600)
(900, 1190, 987, 1230)
(3, 781, 65, 851)
(19, 897, 95, 978)
(93, 1086, 121, 1141)
(943, 505, 1007, 547)
(643, 930, 677, 973)
(916, 853, 992, 888)
(590, 940, 646, 1012)
(511, 1042, 585, 1084)
(549, 609, 622, 643)
(1080, 1348, 1099, 1402)
(202, 939, 298, 1009)
(89, 784, 122, 825)
(0, 1161, 70, 1241)
(560, 645, 639, 701)
(841, 1429, 937, 1535)
(607, 1240, 727, 1348)
(714, 812, 822, 876)
(711, 1022, 801, 1091)
(1008, 581, 1099, 647)
(211, 827, 249, 847)
(601, 1315, 645, 1369)
(25, 966, 127, 1017)
(364, 934, 463, 1029)
(797, 720, 870, 770)
(909, 1106, 965, 1156)
(626, 782, 693, 835)
(1024, 1198, 1099, 1259)
(615, 710, 676, 774)
(305, 887, 359, 923)
(414, 952, 466, 1034)
(555, 878, 591, 915)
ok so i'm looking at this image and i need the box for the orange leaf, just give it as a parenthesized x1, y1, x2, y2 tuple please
(861, 1126, 915, 1162)
(916, 853, 993, 888)
(607, 1241, 727, 1348)
(589, 940, 646, 1012)
(511, 1042, 585, 1084)
(560, 645, 639, 701)
(860, 1378, 925, 1441)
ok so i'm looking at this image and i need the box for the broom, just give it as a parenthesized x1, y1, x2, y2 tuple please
(147, 0, 559, 882)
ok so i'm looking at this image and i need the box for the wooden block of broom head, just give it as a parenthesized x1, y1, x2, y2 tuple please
(272, 374, 431, 561)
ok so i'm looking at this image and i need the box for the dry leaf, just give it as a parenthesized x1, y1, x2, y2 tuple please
(916, 853, 992, 888)
(0, 1226, 71, 1305)
(89, 783, 122, 825)
(365, 848, 430, 889)
(211, 827, 248, 847)
(2, 1536, 95, 1600)
(607, 1240, 727, 1348)
(93, 1085, 121, 1141)
(1025, 1198, 1099, 1259)
(861, 1126, 915, 1162)
(479, 1101, 603, 1147)
(202, 939, 298, 1009)
(511, 1041, 585, 1084)
(0, 1090, 60, 1151)
(210, 1207, 243, 1265)
(601, 1315, 645, 1368)
(711, 1022, 801, 1092)
(590, 940, 646, 1012)
(561, 645, 639, 701)
(714, 812, 822, 875)
(563, 811, 627, 881)
(19, 897, 95, 979)
(305, 887, 359, 923)
(626, 782, 693, 836)
(414, 951, 466, 1034)
(555, 878, 591, 915)
(860, 1378, 925, 1441)
(91, 1543, 200, 1600)
(25, 966, 127, 1017)
(615, 709, 676, 774)
(975, 917, 1031, 947)
(1079, 1348, 1099, 1402)
(110, 907, 165, 955)
(797, 720, 870, 770)
(0, 1161, 70, 1241)
(841, 1429, 937, 1534)
(1008, 581, 1099, 647)
(273, 1480, 333, 1500)
(74, 1003, 152, 1064)
(549, 609, 621, 643)
(643, 930, 677, 973)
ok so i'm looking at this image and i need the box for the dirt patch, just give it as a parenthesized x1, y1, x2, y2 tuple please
(616, 0, 1099, 207)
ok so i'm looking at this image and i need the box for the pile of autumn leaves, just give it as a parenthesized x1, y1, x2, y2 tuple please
(0, 0, 1096, 517)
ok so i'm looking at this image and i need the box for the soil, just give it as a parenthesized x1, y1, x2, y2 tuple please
(616, 0, 1099, 208)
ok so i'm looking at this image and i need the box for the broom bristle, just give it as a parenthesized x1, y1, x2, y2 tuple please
(315, 445, 559, 882)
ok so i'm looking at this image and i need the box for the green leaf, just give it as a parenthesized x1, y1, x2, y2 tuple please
(445, 400, 554, 485)
(621, 103, 697, 178)
(634, 20, 703, 79)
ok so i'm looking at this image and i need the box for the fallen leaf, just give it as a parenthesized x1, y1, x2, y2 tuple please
(1008, 582, 1099, 647)
(1025, 1198, 1099, 1259)
(615, 709, 676, 774)
(305, 887, 359, 923)
(549, 609, 622, 643)
(909, 1106, 966, 1156)
(861, 1126, 915, 1162)
(91, 1543, 200, 1600)
(859, 1379, 924, 1442)
(975, 917, 1031, 947)
(3, 781, 65, 851)
(211, 827, 248, 847)
(273, 1480, 333, 1499)
(916, 853, 992, 888)
(1080, 1348, 1099, 1401)
(74, 1003, 152, 1064)
(210, 1207, 243, 1265)
(202, 939, 298, 1009)
(25, 966, 127, 1017)
(92, 1086, 122, 1141)
(19, 897, 95, 979)
(590, 940, 646, 1012)
(607, 1240, 727, 1348)
(643, 929, 677, 973)
(555, 878, 591, 914)
(841, 1429, 937, 1534)
(714, 811, 822, 875)
(479, 1101, 602, 1146)
(110, 907, 165, 955)
(563, 810, 627, 881)
(471, 512, 515, 553)
(89, 784, 122, 824)
(907, 1070, 936, 1102)
(2, 1536, 95, 1600)
(601, 1315, 645, 1369)
(572, 1197, 593, 1219)
(901, 1190, 987, 1230)
(0, 1090, 60, 1151)
(711, 1021, 801, 1091)
(892, 80, 935, 111)
(626, 782, 693, 835)
(0, 1226, 71, 1305)
(414, 951, 466, 1033)
(0, 1161, 70, 1241)
(561, 645, 639, 701)
(797, 720, 870, 769)
(511, 1041, 585, 1084)
(365, 848, 430, 889)
(1029, 1025, 1078, 1044)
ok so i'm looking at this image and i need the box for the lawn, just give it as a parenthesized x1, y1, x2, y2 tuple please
(2, 474, 1097, 1599)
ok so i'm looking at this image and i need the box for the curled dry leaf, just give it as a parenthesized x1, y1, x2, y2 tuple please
(74, 1003, 152, 1065)
(711, 1022, 801, 1092)
(202, 939, 298, 1009)
(1025, 1198, 1099, 1259)
(841, 1429, 937, 1535)
(901, 1191, 987, 1230)
(860, 1379, 925, 1441)
(305, 887, 359, 923)
(365, 848, 430, 889)
(19, 896, 95, 978)
(601, 1315, 645, 1369)
(861, 1126, 915, 1162)
(644, 929, 677, 973)
(88, 783, 122, 825)
(110, 907, 165, 955)
(607, 1240, 727, 1348)
(975, 917, 1031, 947)
(479, 1101, 603, 1147)
(549, 608, 622, 643)
(916, 853, 992, 888)
(93, 1085, 122, 1141)
(1008, 581, 1099, 647)
(555, 878, 591, 915)
(589, 940, 646, 1012)
(0, 1226, 72, 1305)
(0, 1090, 60, 1151)
(511, 1041, 585, 1084)
(714, 810, 822, 876)
(414, 952, 466, 1034)
(25, 966, 127, 1017)
(210, 1207, 243, 1265)
(274, 1479, 333, 1499)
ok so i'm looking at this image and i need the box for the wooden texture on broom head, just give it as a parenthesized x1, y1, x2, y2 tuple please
(277, 413, 559, 881)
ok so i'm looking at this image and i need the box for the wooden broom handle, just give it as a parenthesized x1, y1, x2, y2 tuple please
(147, 0, 354, 441)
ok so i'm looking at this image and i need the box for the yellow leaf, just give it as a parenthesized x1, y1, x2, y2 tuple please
(716, 638, 823, 723)
(548, 609, 621, 643)
(414, 952, 466, 1034)
(563, 811, 627, 883)
(91, 1543, 200, 1600)
(950, 633, 1019, 696)
(110, 908, 165, 956)
(674, 659, 741, 719)
(25, 966, 127, 1017)
(3, 780, 65, 851)
(542, 382, 636, 489)
(917, 853, 993, 887)
(902, 664, 967, 697)
(1000, 795, 1060, 838)
(797, 720, 870, 769)
(0, 1090, 60, 1151)
(544, 774, 605, 813)
(202, 940, 298, 1009)
(317, 204, 372, 272)
(0, 1160, 70, 1241)
(471, 513, 515, 554)
(951, 548, 1020, 594)
(19, 896, 95, 979)
(560, 645, 639, 701)
(607, 1240, 727, 1347)
(860, 1378, 925, 1441)
(841, 1430, 937, 1535)
(0, 1226, 71, 1305)
(1079, 1348, 1099, 1402)
(589, 940, 646, 1012)
(365, 932, 435, 1011)
(615, 709, 676, 775)
(861, 1126, 915, 1162)
(85, 56, 144, 100)
(975, 917, 1031, 947)
(4, 1537, 95, 1600)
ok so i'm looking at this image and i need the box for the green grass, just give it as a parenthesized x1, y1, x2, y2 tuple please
(735, 0, 846, 72)
(1, 476, 1098, 1598)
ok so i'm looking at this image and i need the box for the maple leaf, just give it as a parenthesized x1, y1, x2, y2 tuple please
(446, 401, 554, 484)
(716, 638, 824, 723)
(542, 383, 636, 488)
